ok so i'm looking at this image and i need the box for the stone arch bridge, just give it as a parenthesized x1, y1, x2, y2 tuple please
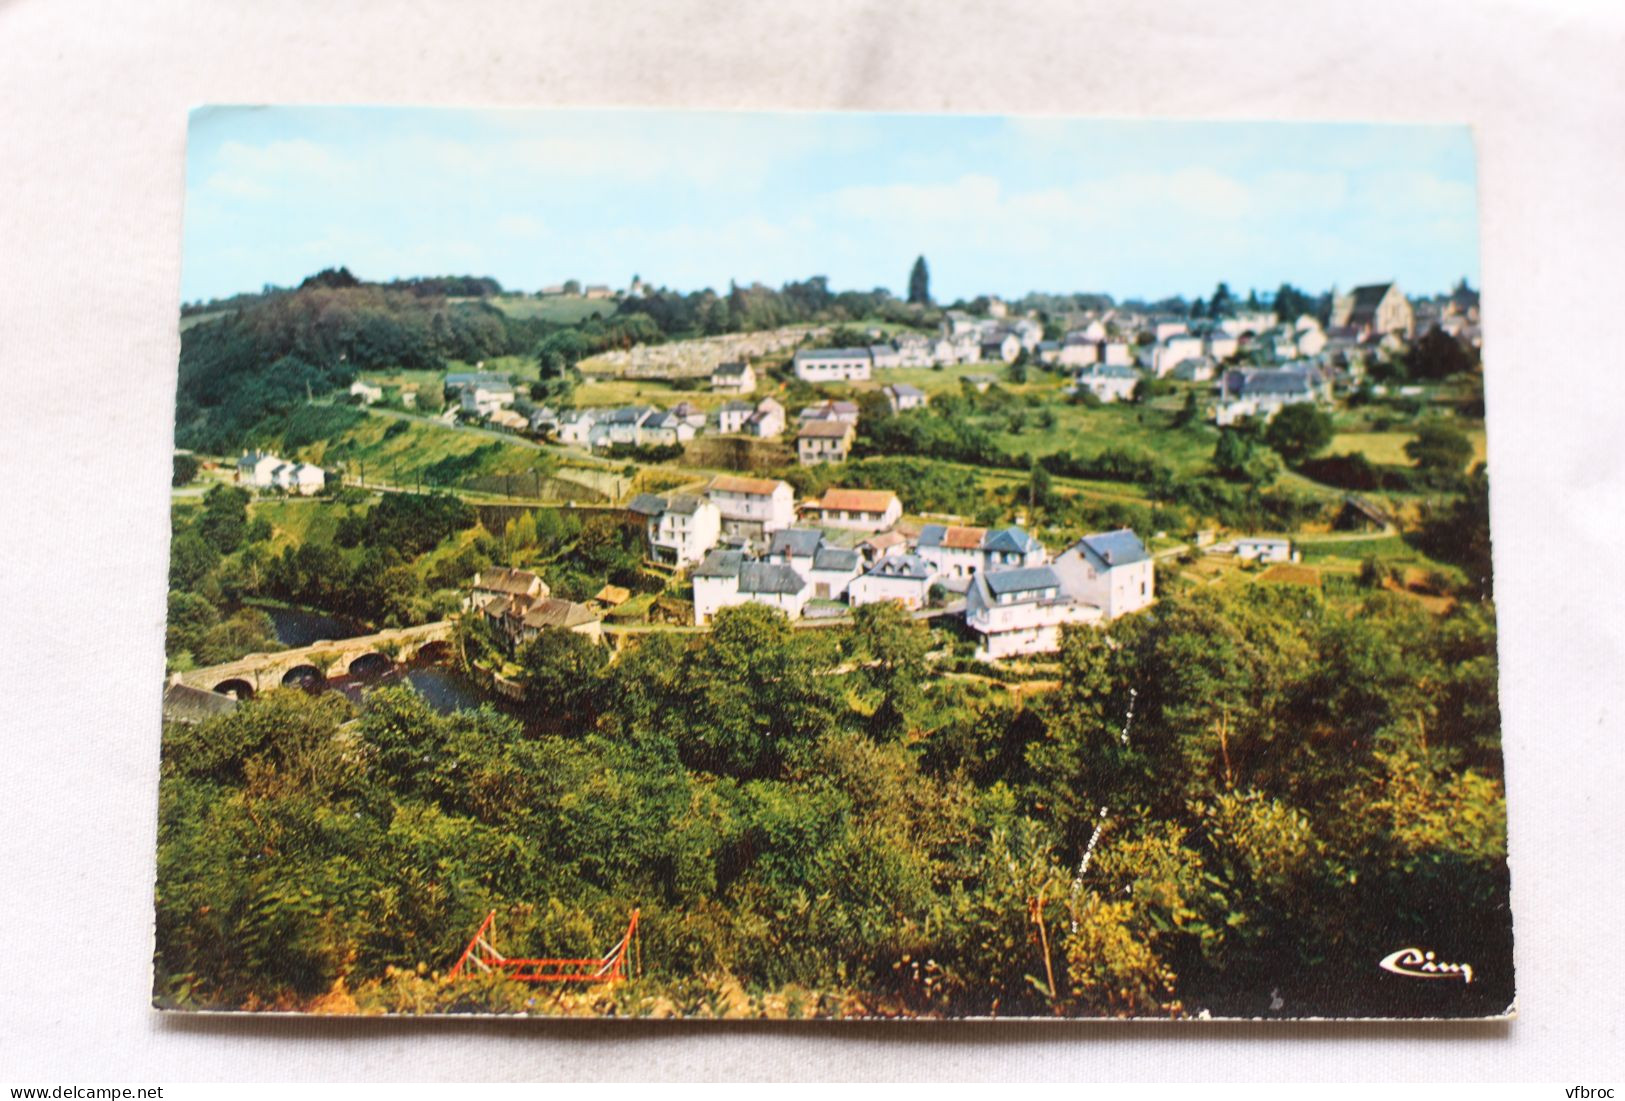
(172, 620, 456, 699)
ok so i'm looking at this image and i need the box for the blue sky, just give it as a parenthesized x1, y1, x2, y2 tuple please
(183, 107, 1479, 305)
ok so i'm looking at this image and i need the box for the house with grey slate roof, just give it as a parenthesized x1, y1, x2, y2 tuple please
(849, 553, 936, 610)
(692, 548, 811, 625)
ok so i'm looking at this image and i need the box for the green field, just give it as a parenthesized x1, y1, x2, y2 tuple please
(1329, 429, 1488, 466)
(982, 397, 1220, 474)
(486, 295, 615, 325)
(249, 496, 353, 548)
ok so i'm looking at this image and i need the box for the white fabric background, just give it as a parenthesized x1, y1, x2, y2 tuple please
(1, 0, 1622, 1082)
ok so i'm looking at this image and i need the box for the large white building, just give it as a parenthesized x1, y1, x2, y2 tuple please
(966, 529, 1155, 660)
(710, 360, 756, 394)
(707, 475, 796, 545)
(802, 488, 902, 532)
(628, 492, 722, 567)
(1212, 365, 1330, 426)
(692, 550, 810, 625)
(965, 565, 1103, 661)
(1050, 529, 1156, 621)
(794, 347, 873, 382)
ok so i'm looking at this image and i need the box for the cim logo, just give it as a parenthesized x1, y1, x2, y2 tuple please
(1378, 946, 1474, 984)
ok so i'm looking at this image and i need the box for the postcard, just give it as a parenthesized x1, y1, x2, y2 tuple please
(156, 107, 1509, 1019)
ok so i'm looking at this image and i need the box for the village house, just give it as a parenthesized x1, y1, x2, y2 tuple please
(528, 406, 560, 435)
(848, 553, 936, 610)
(237, 450, 284, 487)
(467, 567, 550, 611)
(965, 565, 1103, 661)
(467, 566, 603, 651)
(627, 492, 722, 567)
(710, 360, 757, 394)
(884, 383, 927, 414)
(982, 526, 1048, 570)
(928, 334, 964, 365)
(868, 343, 903, 369)
(583, 284, 614, 300)
(1152, 333, 1206, 377)
(1050, 528, 1156, 621)
(1235, 536, 1294, 563)
(1058, 334, 1101, 368)
(746, 396, 786, 439)
(1330, 281, 1413, 339)
(1154, 320, 1189, 342)
(859, 530, 909, 564)
(1069, 364, 1141, 403)
(803, 487, 903, 532)
(556, 409, 596, 446)
(349, 379, 383, 405)
(794, 346, 873, 382)
(1212, 365, 1330, 426)
(1010, 318, 1044, 350)
(692, 549, 810, 625)
(237, 450, 325, 495)
(1206, 332, 1241, 361)
(487, 408, 529, 432)
(807, 545, 863, 600)
(460, 380, 517, 417)
(502, 596, 603, 648)
(1171, 355, 1218, 382)
(893, 333, 935, 368)
(766, 527, 825, 577)
(1294, 322, 1328, 357)
(915, 523, 987, 580)
(1102, 341, 1135, 367)
(717, 400, 756, 435)
(797, 419, 855, 465)
(591, 405, 659, 449)
(707, 475, 796, 545)
(1035, 341, 1062, 366)
(979, 331, 1022, 364)
(799, 399, 860, 425)
(641, 409, 699, 447)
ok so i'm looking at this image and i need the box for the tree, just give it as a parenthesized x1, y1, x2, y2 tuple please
(1213, 429, 1265, 482)
(1404, 422, 1474, 483)
(907, 256, 931, 306)
(849, 601, 932, 741)
(515, 627, 609, 734)
(1210, 282, 1235, 317)
(173, 454, 201, 487)
(169, 531, 219, 590)
(1028, 457, 1055, 514)
(1272, 283, 1314, 322)
(1406, 328, 1475, 380)
(1263, 403, 1335, 464)
(197, 485, 252, 554)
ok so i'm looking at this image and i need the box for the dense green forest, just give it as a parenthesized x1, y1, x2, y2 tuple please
(155, 582, 1510, 1018)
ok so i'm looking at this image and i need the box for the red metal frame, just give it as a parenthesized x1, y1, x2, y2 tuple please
(449, 908, 640, 984)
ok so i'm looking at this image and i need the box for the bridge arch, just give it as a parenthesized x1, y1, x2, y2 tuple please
(413, 640, 454, 665)
(348, 652, 394, 680)
(213, 678, 254, 700)
(281, 664, 325, 690)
